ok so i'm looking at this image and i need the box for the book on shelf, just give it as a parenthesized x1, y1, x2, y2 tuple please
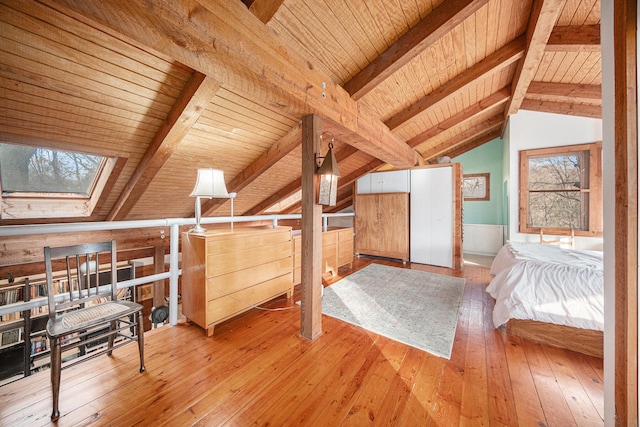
(30, 336, 49, 355)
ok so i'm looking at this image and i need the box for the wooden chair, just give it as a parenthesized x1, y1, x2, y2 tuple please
(539, 228, 575, 249)
(44, 240, 145, 421)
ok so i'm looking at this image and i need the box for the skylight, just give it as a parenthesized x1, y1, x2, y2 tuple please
(0, 143, 104, 195)
(0, 143, 116, 220)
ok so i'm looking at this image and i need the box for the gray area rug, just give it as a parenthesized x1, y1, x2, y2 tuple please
(322, 263, 466, 359)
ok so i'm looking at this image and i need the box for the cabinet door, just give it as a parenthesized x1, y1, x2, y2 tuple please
(365, 170, 410, 193)
(378, 193, 409, 260)
(410, 167, 453, 267)
(356, 175, 372, 194)
(380, 170, 410, 192)
(370, 173, 385, 193)
(355, 194, 380, 253)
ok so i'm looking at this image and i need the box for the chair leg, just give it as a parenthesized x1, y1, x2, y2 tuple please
(50, 338, 62, 421)
(137, 310, 145, 372)
(107, 320, 116, 356)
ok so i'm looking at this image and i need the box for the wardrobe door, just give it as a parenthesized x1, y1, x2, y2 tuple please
(355, 194, 380, 255)
(378, 193, 409, 261)
(410, 167, 453, 267)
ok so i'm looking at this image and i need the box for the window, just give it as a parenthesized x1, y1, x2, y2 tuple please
(0, 143, 116, 219)
(519, 142, 602, 236)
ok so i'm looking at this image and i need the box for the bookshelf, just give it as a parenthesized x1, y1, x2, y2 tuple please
(0, 265, 136, 385)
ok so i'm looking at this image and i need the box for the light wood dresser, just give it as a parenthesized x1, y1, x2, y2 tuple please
(181, 227, 294, 336)
(292, 227, 354, 285)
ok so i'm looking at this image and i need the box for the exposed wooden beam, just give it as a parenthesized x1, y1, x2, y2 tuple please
(326, 193, 353, 213)
(385, 35, 525, 130)
(107, 72, 219, 221)
(324, 103, 417, 167)
(407, 87, 511, 147)
(520, 98, 602, 118)
(201, 122, 302, 215)
(248, 0, 285, 23)
(546, 24, 601, 52)
(45, 0, 417, 168)
(281, 155, 383, 214)
(419, 114, 504, 161)
(439, 128, 503, 159)
(527, 82, 602, 100)
(344, 0, 490, 100)
(504, 0, 565, 118)
(243, 179, 301, 216)
(300, 114, 323, 340)
(241, 144, 360, 215)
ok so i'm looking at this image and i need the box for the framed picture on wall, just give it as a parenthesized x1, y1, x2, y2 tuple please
(463, 173, 490, 201)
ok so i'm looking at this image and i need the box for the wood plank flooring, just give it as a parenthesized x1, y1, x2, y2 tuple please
(0, 257, 604, 426)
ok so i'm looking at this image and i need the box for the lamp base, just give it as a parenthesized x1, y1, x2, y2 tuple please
(189, 225, 207, 233)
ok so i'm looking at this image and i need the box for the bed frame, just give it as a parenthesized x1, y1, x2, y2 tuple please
(506, 319, 603, 358)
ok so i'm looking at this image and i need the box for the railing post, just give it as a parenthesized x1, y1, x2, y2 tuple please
(169, 223, 180, 325)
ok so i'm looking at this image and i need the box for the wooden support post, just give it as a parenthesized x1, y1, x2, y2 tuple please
(153, 246, 165, 308)
(300, 114, 323, 340)
(613, 0, 638, 423)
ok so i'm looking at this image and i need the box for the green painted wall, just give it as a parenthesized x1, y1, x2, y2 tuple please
(453, 137, 504, 225)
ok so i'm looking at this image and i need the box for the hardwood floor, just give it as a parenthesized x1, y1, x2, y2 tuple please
(0, 257, 604, 426)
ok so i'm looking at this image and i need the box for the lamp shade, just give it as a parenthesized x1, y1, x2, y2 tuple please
(317, 144, 340, 206)
(316, 145, 341, 177)
(190, 168, 229, 198)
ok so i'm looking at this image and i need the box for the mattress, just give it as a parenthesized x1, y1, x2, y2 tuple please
(487, 241, 604, 331)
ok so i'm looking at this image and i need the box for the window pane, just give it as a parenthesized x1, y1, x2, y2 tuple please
(528, 153, 584, 191)
(527, 191, 586, 229)
(0, 144, 103, 195)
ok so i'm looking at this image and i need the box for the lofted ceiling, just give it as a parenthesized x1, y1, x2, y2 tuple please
(0, 0, 601, 225)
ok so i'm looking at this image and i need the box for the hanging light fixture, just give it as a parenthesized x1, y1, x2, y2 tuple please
(316, 132, 341, 206)
(189, 168, 229, 233)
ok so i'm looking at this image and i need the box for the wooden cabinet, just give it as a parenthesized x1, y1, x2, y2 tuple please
(355, 193, 409, 262)
(181, 227, 293, 336)
(292, 227, 354, 285)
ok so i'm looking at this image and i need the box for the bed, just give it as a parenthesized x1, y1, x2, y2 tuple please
(487, 241, 604, 357)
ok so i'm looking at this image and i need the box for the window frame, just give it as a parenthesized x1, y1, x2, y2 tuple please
(519, 142, 603, 237)
(0, 150, 119, 220)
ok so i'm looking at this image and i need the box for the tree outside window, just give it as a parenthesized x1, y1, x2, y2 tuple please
(0, 144, 103, 195)
(519, 142, 602, 236)
(0, 142, 116, 219)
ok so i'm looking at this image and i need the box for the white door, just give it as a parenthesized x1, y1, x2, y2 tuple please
(410, 167, 453, 267)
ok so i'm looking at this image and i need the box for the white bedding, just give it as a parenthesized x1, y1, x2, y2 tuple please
(487, 241, 604, 331)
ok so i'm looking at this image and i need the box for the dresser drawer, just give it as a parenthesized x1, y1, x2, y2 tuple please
(207, 240, 292, 277)
(206, 273, 292, 323)
(207, 258, 292, 299)
(206, 229, 291, 254)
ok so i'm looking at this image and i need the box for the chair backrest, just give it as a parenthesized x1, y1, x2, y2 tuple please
(44, 240, 118, 318)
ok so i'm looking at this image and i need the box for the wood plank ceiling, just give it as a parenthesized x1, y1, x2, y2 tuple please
(0, 0, 601, 223)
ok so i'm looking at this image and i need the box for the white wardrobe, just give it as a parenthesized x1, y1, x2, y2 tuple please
(410, 165, 459, 268)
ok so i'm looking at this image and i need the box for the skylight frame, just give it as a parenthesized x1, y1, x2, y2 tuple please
(0, 144, 117, 220)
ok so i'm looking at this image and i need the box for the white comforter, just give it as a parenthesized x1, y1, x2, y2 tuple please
(487, 241, 604, 331)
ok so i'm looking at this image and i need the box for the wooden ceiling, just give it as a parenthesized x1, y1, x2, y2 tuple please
(0, 0, 601, 224)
